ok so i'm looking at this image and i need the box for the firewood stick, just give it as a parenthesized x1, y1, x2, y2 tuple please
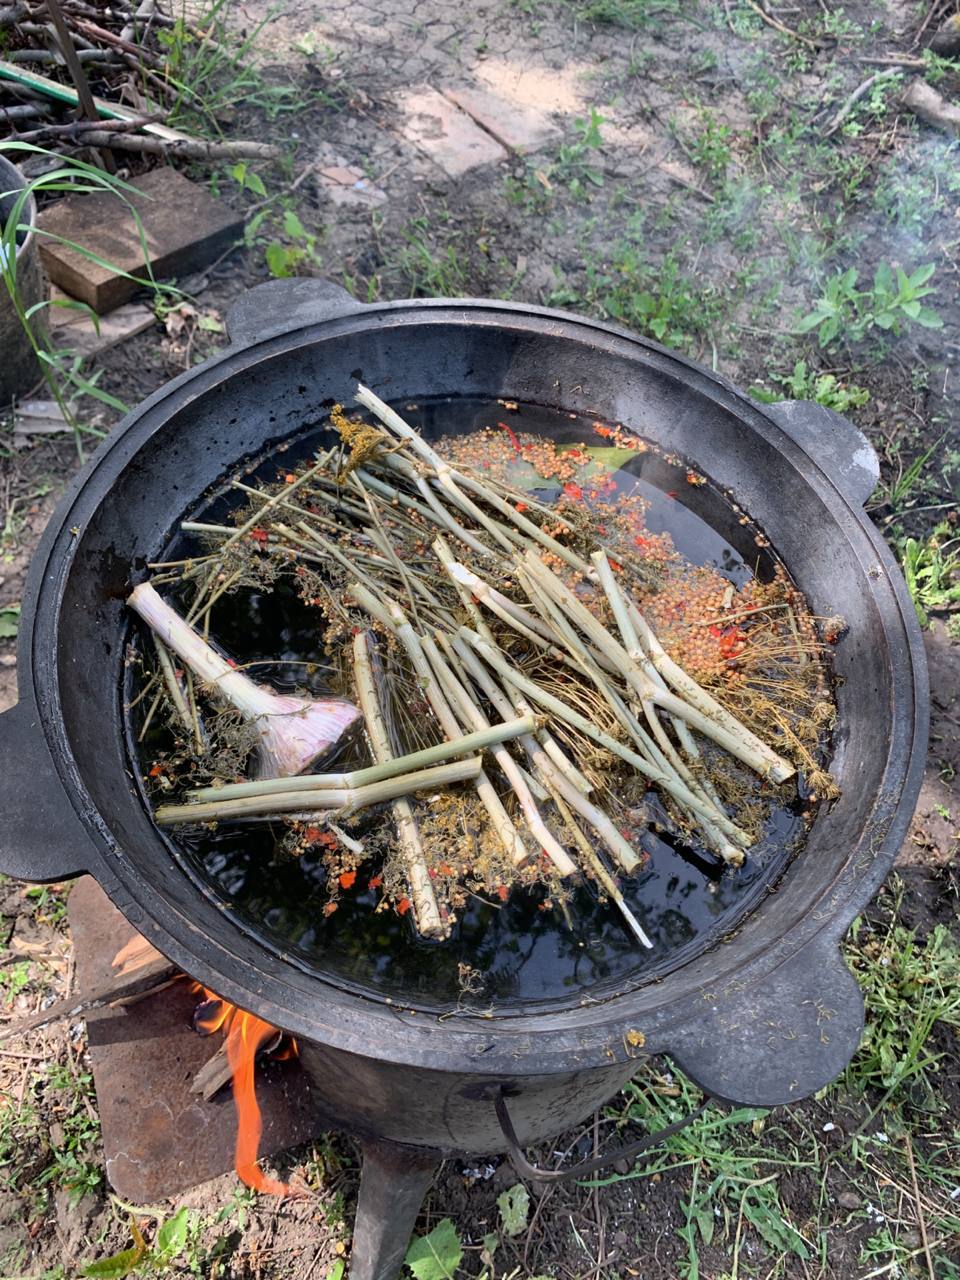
(0, 954, 177, 1042)
(69, 130, 284, 160)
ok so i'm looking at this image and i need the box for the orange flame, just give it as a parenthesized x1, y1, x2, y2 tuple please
(190, 983, 295, 1196)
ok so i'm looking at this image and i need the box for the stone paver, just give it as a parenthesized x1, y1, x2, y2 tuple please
(442, 85, 561, 153)
(395, 86, 508, 177)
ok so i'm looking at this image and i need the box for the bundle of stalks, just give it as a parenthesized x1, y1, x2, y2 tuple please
(130, 384, 837, 948)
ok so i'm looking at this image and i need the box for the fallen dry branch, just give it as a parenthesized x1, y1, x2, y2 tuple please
(73, 129, 284, 160)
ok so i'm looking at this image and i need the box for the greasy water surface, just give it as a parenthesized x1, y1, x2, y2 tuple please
(129, 397, 815, 1016)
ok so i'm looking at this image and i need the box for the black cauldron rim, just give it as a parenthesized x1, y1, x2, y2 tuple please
(0, 282, 928, 1107)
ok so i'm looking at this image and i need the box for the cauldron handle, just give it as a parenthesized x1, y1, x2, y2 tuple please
(224, 277, 366, 348)
(0, 697, 101, 882)
(764, 399, 879, 508)
(662, 930, 866, 1107)
(496, 1089, 711, 1183)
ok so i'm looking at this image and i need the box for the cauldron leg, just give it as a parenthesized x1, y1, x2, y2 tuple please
(349, 1138, 441, 1280)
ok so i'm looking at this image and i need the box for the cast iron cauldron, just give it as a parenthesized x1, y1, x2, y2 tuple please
(0, 280, 927, 1280)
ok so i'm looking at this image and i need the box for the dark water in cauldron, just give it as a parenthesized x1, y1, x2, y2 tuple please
(130, 398, 811, 1015)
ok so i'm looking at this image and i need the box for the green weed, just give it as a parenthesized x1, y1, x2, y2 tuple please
(156, 0, 304, 133)
(0, 143, 169, 457)
(554, 247, 725, 351)
(563, 0, 681, 28)
(550, 109, 607, 200)
(844, 892, 960, 1101)
(799, 262, 942, 347)
(0, 603, 19, 639)
(404, 1217, 462, 1279)
(688, 110, 734, 183)
(749, 359, 870, 413)
(392, 217, 469, 297)
(899, 523, 960, 627)
(595, 1072, 814, 1279)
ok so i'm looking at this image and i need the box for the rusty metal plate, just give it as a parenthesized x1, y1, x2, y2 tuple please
(68, 876, 325, 1201)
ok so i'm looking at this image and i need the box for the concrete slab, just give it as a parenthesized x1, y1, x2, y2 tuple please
(396, 86, 508, 178)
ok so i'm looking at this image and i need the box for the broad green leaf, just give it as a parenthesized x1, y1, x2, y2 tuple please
(481, 1231, 499, 1260)
(244, 170, 267, 197)
(497, 1182, 530, 1237)
(404, 1218, 462, 1280)
(796, 311, 825, 333)
(156, 1207, 191, 1256)
(197, 314, 225, 333)
(909, 262, 936, 288)
(874, 262, 895, 294)
(82, 1246, 145, 1279)
(916, 307, 943, 329)
(900, 299, 921, 319)
(325, 1262, 345, 1280)
(283, 209, 306, 239)
(873, 311, 897, 330)
(694, 1202, 714, 1244)
(820, 316, 840, 345)
(0, 606, 20, 639)
(742, 1192, 809, 1259)
(266, 242, 292, 278)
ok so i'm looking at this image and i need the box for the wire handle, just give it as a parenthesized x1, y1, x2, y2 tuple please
(495, 1087, 711, 1184)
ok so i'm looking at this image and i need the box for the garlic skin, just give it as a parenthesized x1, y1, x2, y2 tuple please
(128, 583, 361, 777)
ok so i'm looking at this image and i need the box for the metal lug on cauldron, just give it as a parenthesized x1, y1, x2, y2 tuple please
(350, 1140, 442, 1280)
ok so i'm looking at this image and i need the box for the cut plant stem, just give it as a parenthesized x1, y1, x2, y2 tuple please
(154, 757, 484, 825)
(128, 583, 361, 779)
(421, 633, 578, 878)
(152, 634, 194, 738)
(524, 551, 794, 785)
(627, 602, 795, 783)
(459, 627, 752, 850)
(353, 631, 444, 939)
(449, 634, 643, 876)
(349, 581, 530, 867)
(354, 384, 591, 576)
(185, 717, 537, 802)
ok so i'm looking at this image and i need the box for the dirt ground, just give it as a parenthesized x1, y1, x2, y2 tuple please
(1, 1, 960, 1277)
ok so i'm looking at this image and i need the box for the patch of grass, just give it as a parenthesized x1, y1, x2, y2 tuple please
(749, 359, 870, 413)
(564, 0, 681, 29)
(392, 216, 470, 297)
(549, 108, 607, 201)
(898, 522, 960, 628)
(844, 884, 960, 1101)
(552, 247, 727, 352)
(688, 109, 734, 183)
(0, 1055, 102, 1210)
(156, 0, 306, 133)
(597, 1072, 815, 1279)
